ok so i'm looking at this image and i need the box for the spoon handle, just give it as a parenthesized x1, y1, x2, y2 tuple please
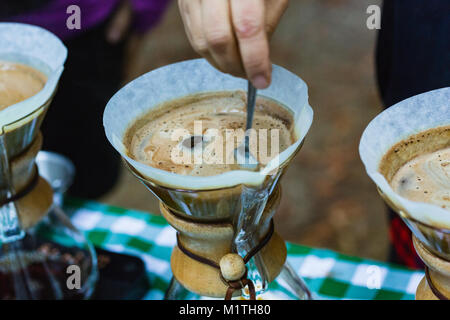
(246, 82, 257, 131)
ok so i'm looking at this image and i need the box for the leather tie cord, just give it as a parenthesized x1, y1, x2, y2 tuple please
(425, 266, 448, 300)
(176, 220, 275, 300)
(0, 166, 39, 207)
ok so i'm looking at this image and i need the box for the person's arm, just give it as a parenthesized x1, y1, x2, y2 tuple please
(130, 0, 171, 33)
(178, 0, 289, 89)
(106, 0, 171, 43)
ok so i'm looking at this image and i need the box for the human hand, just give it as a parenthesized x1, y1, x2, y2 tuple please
(178, 0, 289, 89)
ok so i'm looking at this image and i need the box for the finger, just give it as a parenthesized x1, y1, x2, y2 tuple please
(265, 0, 289, 38)
(230, 0, 271, 89)
(178, 0, 215, 64)
(201, 0, 245, 77)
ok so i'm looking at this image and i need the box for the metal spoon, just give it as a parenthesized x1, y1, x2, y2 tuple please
(234, 82, 259, 170)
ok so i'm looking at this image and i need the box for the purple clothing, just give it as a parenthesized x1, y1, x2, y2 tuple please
(7, 0, 170, 40)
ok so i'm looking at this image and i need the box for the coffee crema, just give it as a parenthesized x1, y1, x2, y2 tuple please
(381, 126, 450, 211)
(125, 91, 296, 176)
(391, 147, 450, 210)
(0, 61, 47, 111)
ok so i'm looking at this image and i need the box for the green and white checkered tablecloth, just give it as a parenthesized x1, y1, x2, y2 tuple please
(64, 198, 423, 300)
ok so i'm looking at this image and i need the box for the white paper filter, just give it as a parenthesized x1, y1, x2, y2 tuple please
(0, 23, 67, 130)
(104, 59, 313, 190)
(359, 87, 450, 228)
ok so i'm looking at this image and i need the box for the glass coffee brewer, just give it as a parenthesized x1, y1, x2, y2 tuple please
(360, 88, 450, 300)
(104, 59, 314, 299)
(0, 23, 97, 299)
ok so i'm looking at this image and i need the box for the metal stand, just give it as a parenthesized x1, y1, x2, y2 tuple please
(164, 276, 189, 300)
(279, 261, 313, 300)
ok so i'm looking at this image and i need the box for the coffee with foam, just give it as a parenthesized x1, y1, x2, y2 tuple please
(391, 147, 450, 210)
(125, 91, 295, 176)
(0, 61, 47, 111)
(381, 126, 450, 211)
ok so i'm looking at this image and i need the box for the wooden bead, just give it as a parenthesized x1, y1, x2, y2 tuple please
(219, 253, 246, 281)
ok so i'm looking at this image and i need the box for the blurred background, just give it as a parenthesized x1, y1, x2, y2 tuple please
(100, 0, 389, 261)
